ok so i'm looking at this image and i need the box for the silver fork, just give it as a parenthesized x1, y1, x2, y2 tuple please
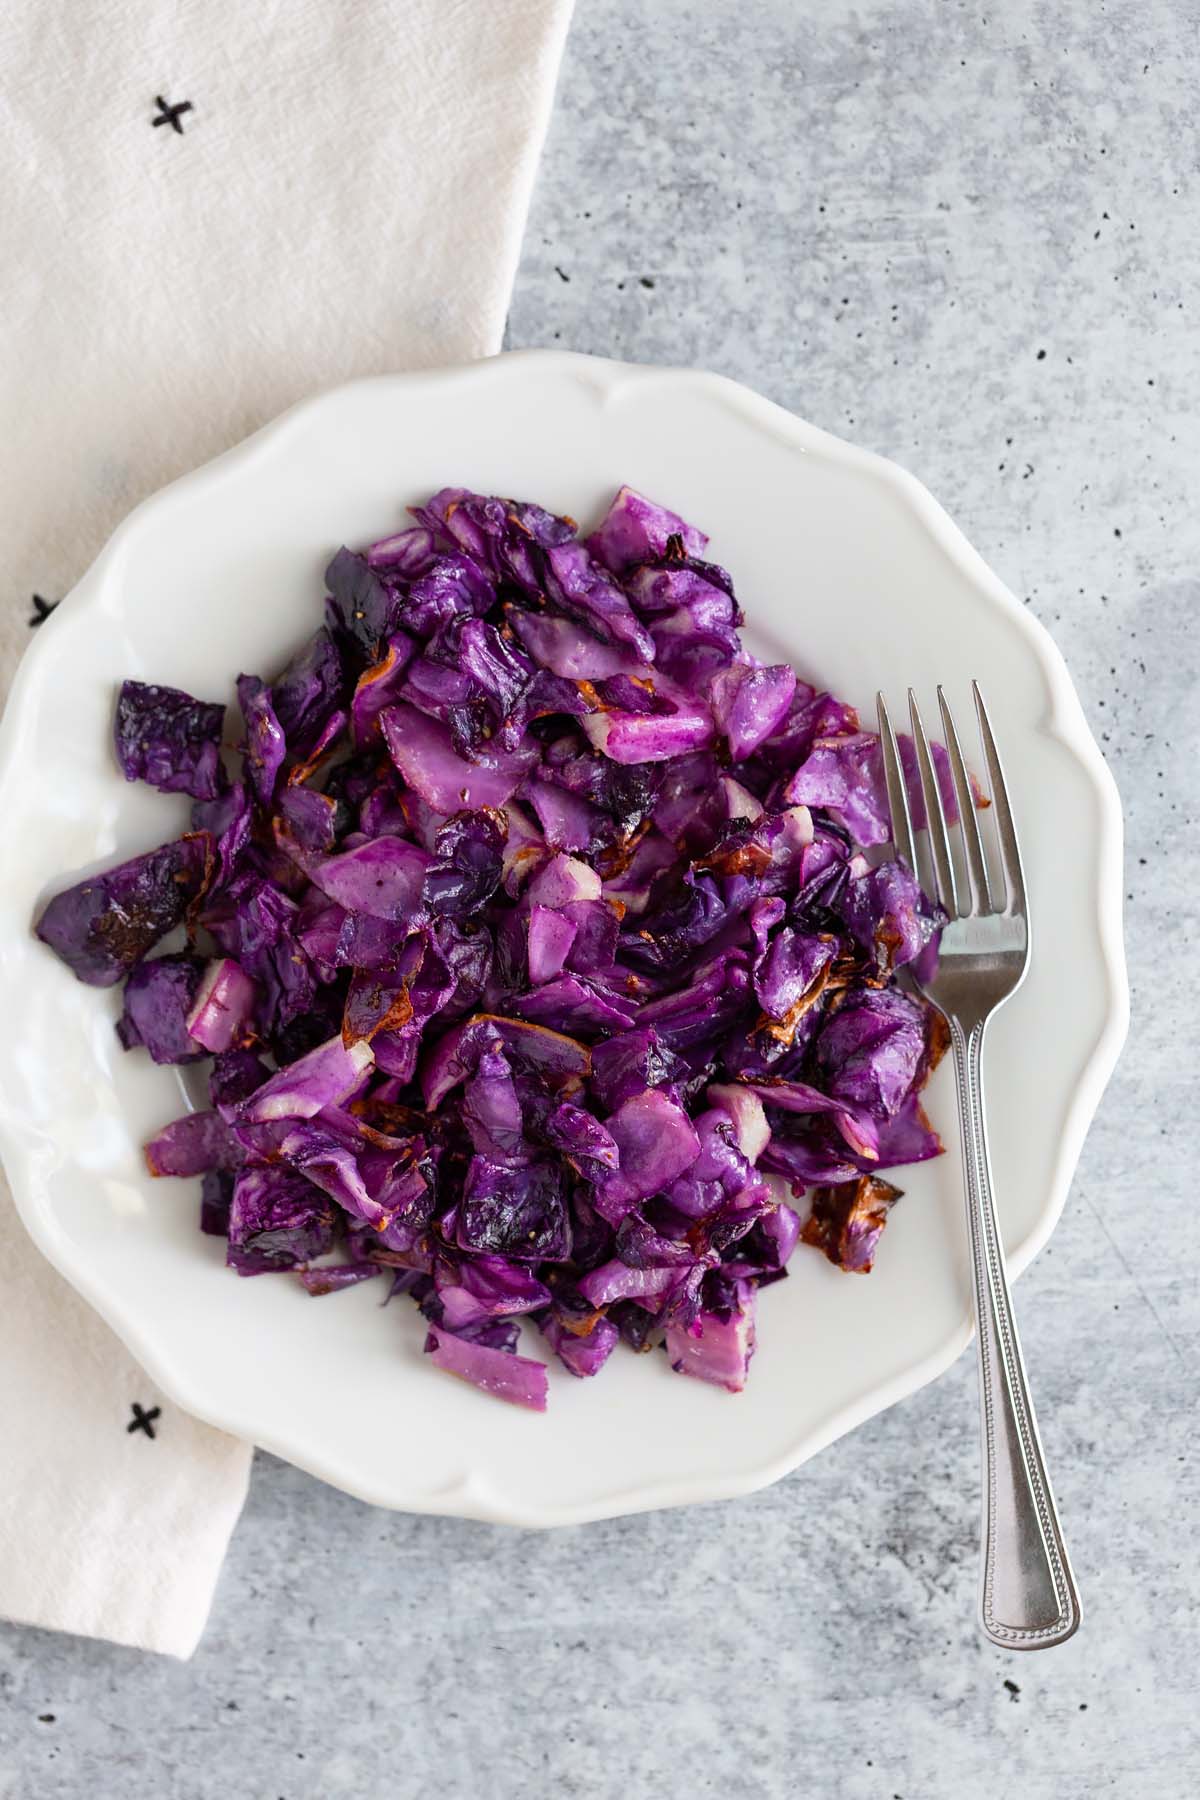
(876, 683, 1081, 1650)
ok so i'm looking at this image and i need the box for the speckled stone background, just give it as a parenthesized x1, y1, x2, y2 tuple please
(2, 1, 1195, 1795)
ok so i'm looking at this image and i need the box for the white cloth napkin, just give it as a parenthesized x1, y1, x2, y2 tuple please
(0, 0, 572, 1658)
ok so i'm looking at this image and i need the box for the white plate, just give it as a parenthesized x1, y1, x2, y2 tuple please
(0, 353, 1127, 1525)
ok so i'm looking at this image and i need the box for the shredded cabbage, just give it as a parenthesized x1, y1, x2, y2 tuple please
(36, 487, 951, 1406)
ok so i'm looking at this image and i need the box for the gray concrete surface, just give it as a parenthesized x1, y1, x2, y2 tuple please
(2, 1, 1196, 1795)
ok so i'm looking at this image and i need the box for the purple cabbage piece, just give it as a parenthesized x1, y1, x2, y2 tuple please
(651, 749, 723, 842)
(538, 1309, 619, 1378)
(582, 697, 714, 765)
(595, 1089, 702, 1223)
(710, 662, 797, 760)
(423, 809, 505, 916)
(236, 675, 286, 806)
(114, 680, 225, 800)
(145, 1109, 242, 1177)
(526, 778, 608, 854)
(578, 1259, 682, 1308)
(238, 1034, 374, 1123)
(758, 1122, 863, 1189)
(186, 957, 257, 1053)
(192, 781, 252, 888)
(588, 1028, 683, 1112)
(452, 616, 534, 727)
(753, 927, 835, 1025)
(117, 953, 206, 1064)
(462, 1038, 524, 1159)
(366, 524, 438, 576)
(270, 629, 344, 758)
(424, 1325, 548, 1412)
(664, 1107, 772, 1222)
(527, 904, 578, 983)
(204, 876, 315, 1037)
(665, 1278, 757, 1391)
(526, 852, 601, 910)
(227, 1164, 336, 1275)
(544, 1102, 619, 1173)
(732, 1076, 876, 1163)
(544, 542, 656, 663)
(706, 1083, 771, 1161)
(401, 652, 477, 728)
(613, 1215, 696, 1269)
(426, 1013, 591, 1109)
(398, 552, 495, 637)
(458, 1156, 571, 1262)
(276, 1119, 397, 1227)
(728, 1200, 802, 1274)
(636, 952, 754, 1054)
(585, 485, 708, 573)
(837, 860, 943, 976)
(312, 835, 432, 921)
(801, 1174, 904, 1273)
(381, 702, 534, 812)
(513, 973, 636, 1036)
(510, 608, 643, 679)
(413, 487, 574, 586)
(200, 1169, 234, 1236)
(297, 1263, 381, 1295)
(324, 547, 397, 658)
(342, 962, 415, 1050)
(210, 1049, 270, 1117)
(757, 684, 858, 767)
(36, 834, 210, 987)
(625, 561, 732, 620)
(815, 986, 929, 1123)
(350, 635, 416, 745)
(435, 1254, 551, 1328)
(601, 830, 677, 914)
(649, 595, 741, 684)
(873, 1092, 944, 1169)
(562, 899, 619, 975)
(277, 784, 340, 854)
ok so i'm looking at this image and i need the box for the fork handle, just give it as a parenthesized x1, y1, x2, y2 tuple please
(951, 1017, 1081, 1649)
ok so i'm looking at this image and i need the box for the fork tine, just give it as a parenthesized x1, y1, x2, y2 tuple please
(908, 690, 960, 916)
(972, 682, 1026, 917)
(937, 686, 992, 914)
(876, 693, 917, 872)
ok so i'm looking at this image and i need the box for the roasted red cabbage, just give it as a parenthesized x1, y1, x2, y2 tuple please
(35, 486, 952, 1409)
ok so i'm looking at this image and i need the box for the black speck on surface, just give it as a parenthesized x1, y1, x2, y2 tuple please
(38, 1714, 55, 1724)
(639, 275, 655, 289)
(554, 265, 570, 282)
(1037, 348, 1046, 359)
(1004, 1678, 1021, 1699)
